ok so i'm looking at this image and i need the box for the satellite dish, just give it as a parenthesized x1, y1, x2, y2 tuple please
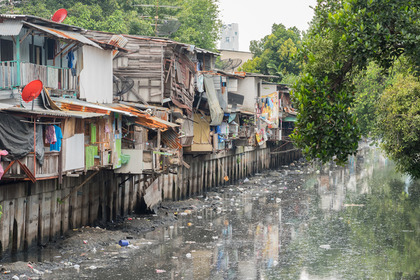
(113, 75, 134, 97)
(218, 58, 242, 72)
(52, 9, 67, 23)
(21, 80, 43, 110)
(157, 19, 181, 36)
(229, 59, 242, 70)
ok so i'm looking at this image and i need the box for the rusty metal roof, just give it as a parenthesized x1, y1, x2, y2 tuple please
(0, 106, 106, 118)
(109, 104, 179, 130)
(162, 129, 182, 150)
(23, 22, 101, 49)
(51, 97, 134, 116)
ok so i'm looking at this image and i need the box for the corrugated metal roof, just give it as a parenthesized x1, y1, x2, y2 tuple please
(239, 110, 255, 116)
(23, 22, 102, 49)
(109, 104, 179, 130)
(0, 14, 83, 31)
(0, 106, 106, 118)
(108, 34, 128, 58)
(0, 14, 26, 19)
(162, 129, 182, 150)
(245, 72, 280, 79)
(0, 103, 14, 109)
(51, 97, 134, 116)
(0, 20, 23, 36)
(149, 115, 179, 128)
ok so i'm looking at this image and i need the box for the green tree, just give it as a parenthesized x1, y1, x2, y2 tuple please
(291, 0, 420, 168)
(3, 0, 221, 50)
(351, 62, 388, 137)
(240, 23, 302, 80)
(171, 0, 221, 50)
(377, 74, 420, 178)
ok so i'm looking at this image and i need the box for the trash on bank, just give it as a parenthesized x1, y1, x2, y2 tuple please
(74, 264, 80, 273)
(119, 240, 129, 246)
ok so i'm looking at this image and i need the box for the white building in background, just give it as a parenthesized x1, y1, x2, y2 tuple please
(220, 23, 239, 51)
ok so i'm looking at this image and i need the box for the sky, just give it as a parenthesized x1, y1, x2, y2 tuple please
(217, 0, 317, 52)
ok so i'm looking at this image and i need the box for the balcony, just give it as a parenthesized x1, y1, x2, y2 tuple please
(1, 152, 61, 182)
(0, 61, 77, 91)
(0, 61, 18, 89)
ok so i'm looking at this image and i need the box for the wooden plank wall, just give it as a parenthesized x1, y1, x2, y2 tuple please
(0, 145, 300, 255)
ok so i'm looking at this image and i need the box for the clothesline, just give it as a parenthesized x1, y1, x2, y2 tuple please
(19, 120, 61, 125)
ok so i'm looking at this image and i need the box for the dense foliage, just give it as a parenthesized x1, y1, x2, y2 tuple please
(350, 63, 387, 137)
(291, 0, 420, 168)
(239, 23, 302, 82)
(0, 0, 221, 50)
(377, 74, 420, 178)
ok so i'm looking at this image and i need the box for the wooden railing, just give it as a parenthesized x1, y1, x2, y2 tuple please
(0, 61, 77, 91)
(0, 61, 19, 89)
(1, 152, 60, 181)
(21, 62, 77, 91)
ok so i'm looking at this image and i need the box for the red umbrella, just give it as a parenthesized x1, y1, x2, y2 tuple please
(51, 9, 67, 23)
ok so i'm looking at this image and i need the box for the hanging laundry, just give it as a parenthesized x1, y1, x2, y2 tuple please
(0, 149, 8, 180)
(45, 125, 57, 144)
(67, 50, 75, 69)
(50, 125, 63, 152)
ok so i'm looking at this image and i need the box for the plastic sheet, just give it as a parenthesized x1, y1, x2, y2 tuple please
(204, 75, 223, 126)
(0, 113, 44, 165)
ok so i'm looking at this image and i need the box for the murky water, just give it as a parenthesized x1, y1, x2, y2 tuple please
(4, 146, 420, 279)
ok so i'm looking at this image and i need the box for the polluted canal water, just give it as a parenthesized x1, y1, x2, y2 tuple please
(2, 145, 420, 279)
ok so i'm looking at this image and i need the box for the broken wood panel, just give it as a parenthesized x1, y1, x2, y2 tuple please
(143, 178, 161, 210)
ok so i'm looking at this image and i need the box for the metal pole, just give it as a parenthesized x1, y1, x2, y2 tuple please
(155, 0, 159, 36)
(16, 34, 21, 86)
(33, 116, 36, 178)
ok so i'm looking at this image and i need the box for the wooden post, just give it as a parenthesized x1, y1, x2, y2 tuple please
(16, 34, 21, 86)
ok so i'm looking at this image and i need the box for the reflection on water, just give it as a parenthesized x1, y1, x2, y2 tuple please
(43, 146, 420, 279)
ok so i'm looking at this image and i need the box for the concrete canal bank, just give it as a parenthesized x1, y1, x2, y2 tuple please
(0, 143, 300, 256)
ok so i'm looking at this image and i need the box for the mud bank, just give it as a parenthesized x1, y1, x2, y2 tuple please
(1, 157, 309, 280)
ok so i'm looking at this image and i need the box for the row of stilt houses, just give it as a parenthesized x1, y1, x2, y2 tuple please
(0, 14, 298, 253)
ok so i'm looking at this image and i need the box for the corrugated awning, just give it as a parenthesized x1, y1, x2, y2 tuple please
(162, 129, 182, 150)
(0, 106, 106, 118)
(283, 116, 297, 122)
(23, 22, 102, 49)
(51, 97, 134, 116)
(109, 104, 179, 130)
(0, 20, 23, 36)
(239, 110, 255, 116)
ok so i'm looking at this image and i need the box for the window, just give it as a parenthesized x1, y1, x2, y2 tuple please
(29, 44, 42, 65)
(47, 39, 55, 60)
(225, 37, 230, 42)
(0, 39, 14, 61)
(235, 32, 238, 35)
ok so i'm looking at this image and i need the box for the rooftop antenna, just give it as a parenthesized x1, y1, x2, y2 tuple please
(134, 1, 181, 36)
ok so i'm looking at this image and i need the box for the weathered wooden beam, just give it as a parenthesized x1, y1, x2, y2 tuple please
(60, 170, 100, 202)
